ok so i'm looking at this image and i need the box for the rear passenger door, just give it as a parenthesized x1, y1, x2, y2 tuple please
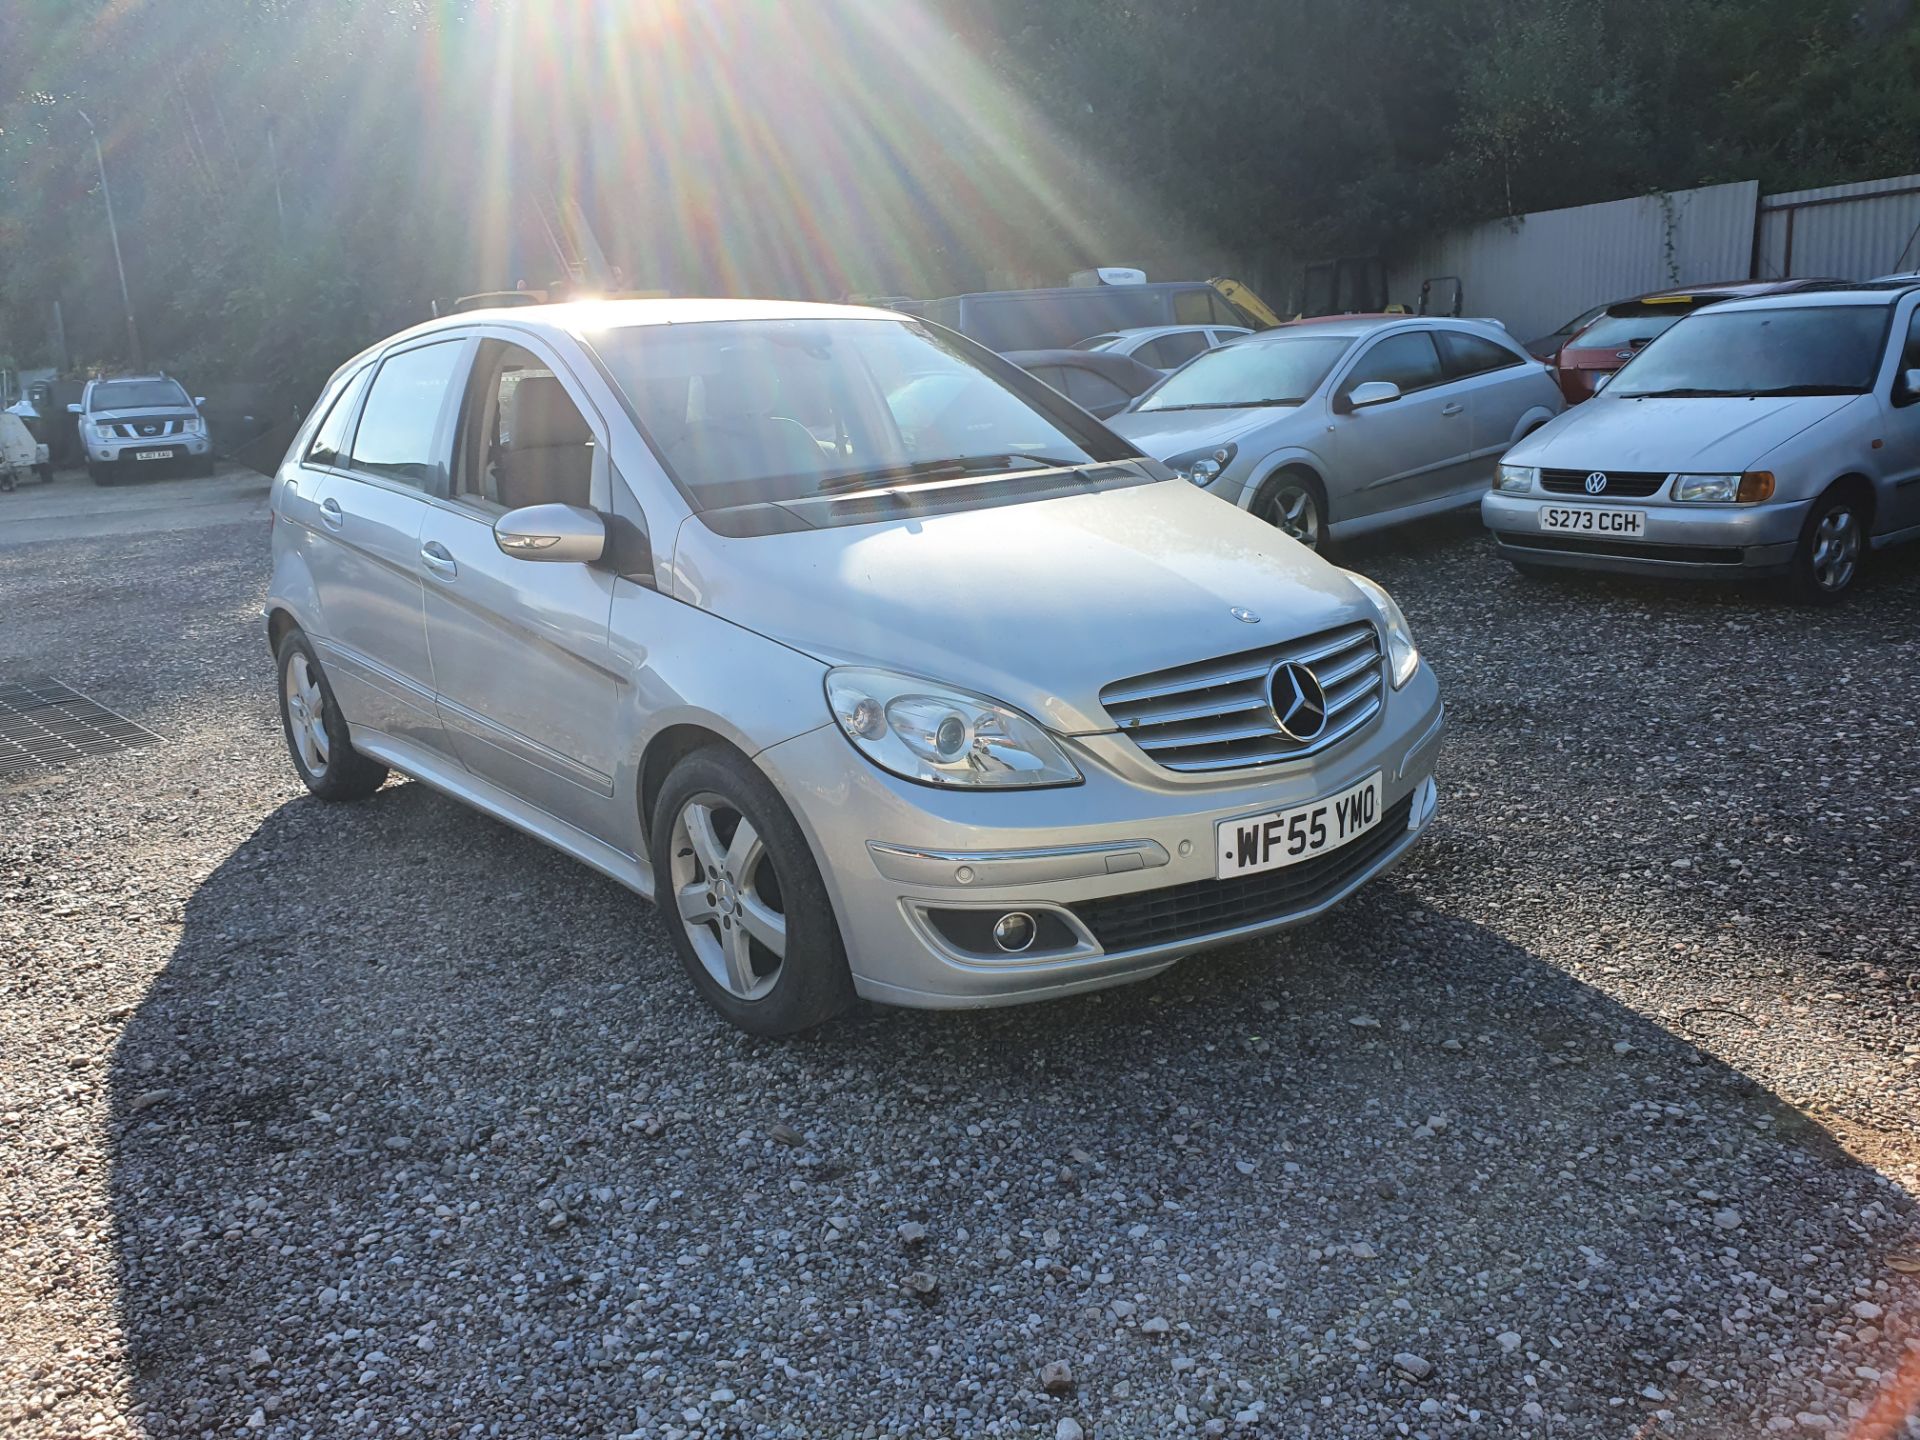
(417, 334, 623, 838)
(300, 337, 467, 754)
(1323, 328, 1475, 518)
(1435, 328, 1537, 492)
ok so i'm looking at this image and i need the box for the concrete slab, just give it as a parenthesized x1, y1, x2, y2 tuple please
(0, 465, 270, 548)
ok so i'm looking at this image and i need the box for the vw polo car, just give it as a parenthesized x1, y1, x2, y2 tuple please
(71, 373, 215, 482)
(1486, 283, 1920, 601)
(266, 299, 1444, 1034)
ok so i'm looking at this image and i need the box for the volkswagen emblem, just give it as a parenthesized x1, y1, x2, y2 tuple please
(1268, 661, 1328, 742)
(1230, 607, 1260, 624)
(1584, 471, 1609, 495)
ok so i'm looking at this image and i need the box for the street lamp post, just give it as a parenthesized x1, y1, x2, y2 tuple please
(76, 108, 142, 370)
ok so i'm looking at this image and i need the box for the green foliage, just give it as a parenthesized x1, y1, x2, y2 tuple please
(2, 0, 1917, 393)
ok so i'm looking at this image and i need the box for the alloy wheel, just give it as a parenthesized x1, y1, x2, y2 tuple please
(1810, 506, 1860, 592)
(668, 793, 788, 1002)
(1266, 483, 1320, 549)
(284, 652, 331, 779)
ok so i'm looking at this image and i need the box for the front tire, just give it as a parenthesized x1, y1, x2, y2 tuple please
(651, 747, 854, 1036)
(88, 461, 117, 486)
(1790, 488, 1866, 604)
(275, 630, 389, 801)
(1251, 469, 1329, 552)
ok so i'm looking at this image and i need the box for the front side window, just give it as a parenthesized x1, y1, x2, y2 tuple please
(453, 342, 595, 510)
(1135, 331, 1209, 370)
(91, 379, 190, 411)
(1134, 334, 1350, 413)
(1612, 305, 1889, 398)
(349, 341, 466, 490)
(1342, 331, 1446, 395)
(588, 318, 1121, 510)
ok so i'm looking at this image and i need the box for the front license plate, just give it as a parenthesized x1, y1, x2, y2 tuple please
(132, 449, 177, 463)
(1539, 505, 1645, 535)
(1217, 772, 1383, 879)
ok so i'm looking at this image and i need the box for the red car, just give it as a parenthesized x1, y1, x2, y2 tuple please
(1552, 278, 1839, 404)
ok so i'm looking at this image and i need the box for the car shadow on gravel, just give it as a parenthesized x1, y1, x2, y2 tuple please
(105, 781, 1918, 1437)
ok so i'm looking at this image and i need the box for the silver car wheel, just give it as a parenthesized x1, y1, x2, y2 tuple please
(669, 793, 787, 1002)
(1810, 506, 1860, 592)
(1264, 482, 1321, 549)
(283, 651, 331, 779)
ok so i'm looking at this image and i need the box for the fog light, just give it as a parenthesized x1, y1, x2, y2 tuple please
(992, 912, 1037, 953)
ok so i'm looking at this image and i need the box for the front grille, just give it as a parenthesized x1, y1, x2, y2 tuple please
(1101, 622, 1383, 773)
(1499, 532, 1745, 565)
(1072, 793, 1414, 950)
(108, 419, 185, 439)
(1541, 469, 1667, 498)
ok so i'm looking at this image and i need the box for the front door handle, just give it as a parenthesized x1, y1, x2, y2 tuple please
(1441, 402, 1465, 417)
(319, 496, 345, 530)
(420, 541, 458, 580)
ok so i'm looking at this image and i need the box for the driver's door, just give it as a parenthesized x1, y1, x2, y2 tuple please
(1322, 328, 1475, 521)
(418, 335, 624, 839)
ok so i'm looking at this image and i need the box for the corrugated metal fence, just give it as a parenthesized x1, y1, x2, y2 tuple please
(1385, 171, 1920, 343)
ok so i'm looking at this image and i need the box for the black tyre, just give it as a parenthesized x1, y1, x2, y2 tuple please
(275, 629, 388, 801)
(1250, 469, 1329, 553)
(1789, 487, 1867, 604)
(651, 746, 854, 1036)
(88, 460, 118, 486)
(193, 456, 216, 479)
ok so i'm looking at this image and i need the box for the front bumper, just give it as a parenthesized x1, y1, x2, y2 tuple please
(760, 669, 1445, 1009)
(1481, 490, 1809, 578)
(87, 434, 211, 463)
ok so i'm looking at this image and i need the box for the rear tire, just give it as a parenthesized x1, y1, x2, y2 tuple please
(1789, 487, 1867, 605)
(1250, 469, 1330, 553)
(275, 629, 389, 801)
(651, 747, 854, 1036)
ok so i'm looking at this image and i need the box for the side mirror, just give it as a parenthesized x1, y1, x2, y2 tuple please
(1903, 368, 1920, 395)
(493, 502, 605, 563)
(1593, 372, 1613, 393)
(194, 395, 207, 407)
(67, 402, 83, 414)
(1348, 380, 1402, 410)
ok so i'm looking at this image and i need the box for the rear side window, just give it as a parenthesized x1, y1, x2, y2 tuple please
(1345, 331, 1445, 394)
(304, 366, 371, 468)
(1437, 331, 1524, 379)
(349, 341, 465, 490)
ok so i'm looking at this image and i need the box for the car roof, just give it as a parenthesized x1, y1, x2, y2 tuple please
(1685, 283, 1920, 314)
(1252, 315, 1511, 343)
(1003, 348, 1164, 386)
(1099, 324, 1236, 340)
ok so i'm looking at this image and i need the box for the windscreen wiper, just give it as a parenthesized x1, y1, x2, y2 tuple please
(1619, 387, 1743, 398)
(814, 453, 1079, 495)
(1144, 399, 1296, 411)
(1739, 384, 1863, 397)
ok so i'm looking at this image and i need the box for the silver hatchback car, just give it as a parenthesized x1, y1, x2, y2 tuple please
(1110, 317, 1563, 550)
(267, 300, 1444, 1033)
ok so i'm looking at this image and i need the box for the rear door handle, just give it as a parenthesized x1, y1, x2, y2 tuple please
(1441, 403, 1465, 417)
(319, 496, 345, 530)
(420, 541, 458, 579)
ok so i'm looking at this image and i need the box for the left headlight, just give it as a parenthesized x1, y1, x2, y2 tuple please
(1344, 573, 1420, 690)
(185, 415, 207, 436)
(825, 667, 1082, 789)
(1495, 463, 1536, 493)
(1674, 471, 1774, 503)
(1165, 442, 1237, 487)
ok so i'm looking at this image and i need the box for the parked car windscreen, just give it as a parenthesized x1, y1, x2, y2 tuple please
(91, 380, 191, 410)
(1568, 309, 1690, 352)
(589, 317, 1119, 509)
(1074, 334, 1124, 351)
(1133, 333, 1349, 412)
(1612, 305, 1889, 397)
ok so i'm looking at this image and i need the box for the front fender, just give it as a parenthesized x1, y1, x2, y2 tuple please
(1235, 445, 1330, 510)
(1506, 405, 1561, 448)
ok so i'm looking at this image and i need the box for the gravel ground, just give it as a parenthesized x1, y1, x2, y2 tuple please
(2, 507, 1917, 1440)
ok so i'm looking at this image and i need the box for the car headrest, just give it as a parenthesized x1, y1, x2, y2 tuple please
(507, 375, 591, 450)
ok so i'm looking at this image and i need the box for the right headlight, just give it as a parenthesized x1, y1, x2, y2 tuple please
(1165, 442, 1237, 487)
(825, 668, 1082, 789)
(1495, 463, 1536, 494)
(1343, 573, 1420, 689)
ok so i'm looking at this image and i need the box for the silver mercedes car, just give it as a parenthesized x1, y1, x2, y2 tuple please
(1109, 316, 1563, 550)
(266, 300, 1444, 1033)
(1483, 283, 1920, 601)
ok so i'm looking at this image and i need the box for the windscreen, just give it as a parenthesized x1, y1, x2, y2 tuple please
(589, 318, 1118, 509)
(1133, 334, 1349, 412)
(1612, 305, 1888, 397)
(91, 380, 190, 410)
